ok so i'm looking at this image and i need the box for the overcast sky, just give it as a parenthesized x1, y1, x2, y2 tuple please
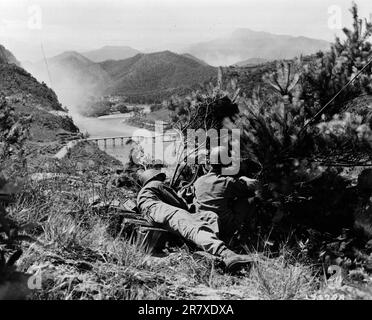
(0, 0, 371, 61)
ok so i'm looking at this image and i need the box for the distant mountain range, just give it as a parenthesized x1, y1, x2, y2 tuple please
(25, 50, 217, 107)
(81, 45, 141, 62)
(21, 28, 332, 109)
(185, 28, 330, 66)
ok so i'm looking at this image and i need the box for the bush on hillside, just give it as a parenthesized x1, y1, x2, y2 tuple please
(301, 2, 372, 118)
(0, 94, 30, 175)
(166, 3, 372, 240)
(0, 94, 31, 299)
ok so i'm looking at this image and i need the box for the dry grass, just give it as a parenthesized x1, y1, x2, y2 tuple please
(5, 160, 371, 300)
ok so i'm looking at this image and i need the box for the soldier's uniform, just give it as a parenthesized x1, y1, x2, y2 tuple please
(194, 172, 256, 239)
(137, 178, 226, 256)
(137, 169, 255, 272)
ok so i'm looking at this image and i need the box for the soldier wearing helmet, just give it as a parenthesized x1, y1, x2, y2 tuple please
(193, 146, 260, 241)
(137, 168, 254, 272)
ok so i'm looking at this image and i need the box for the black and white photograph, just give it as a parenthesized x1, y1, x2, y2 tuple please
(1, 0, 372, 306)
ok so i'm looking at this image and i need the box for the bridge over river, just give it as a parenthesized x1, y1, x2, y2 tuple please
(66, 113, 182, 165)
(85, 132, 181, 165)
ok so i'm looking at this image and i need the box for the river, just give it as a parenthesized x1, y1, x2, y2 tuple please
(72, 113, 140, 139)
(70, 113, 181, 165)
(70, 113, 141, 163)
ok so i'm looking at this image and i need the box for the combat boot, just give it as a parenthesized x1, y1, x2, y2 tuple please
(220, 248, 254, 273)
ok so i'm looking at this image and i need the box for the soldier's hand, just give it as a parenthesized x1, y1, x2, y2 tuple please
(239, 176, 259, 189)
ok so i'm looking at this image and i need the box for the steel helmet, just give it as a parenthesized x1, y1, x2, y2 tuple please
(139, 169, 166, 187)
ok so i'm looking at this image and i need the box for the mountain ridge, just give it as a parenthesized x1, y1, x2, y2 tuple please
(99, 50, 217, 102)
(25, 50, 217, 106)
(81, 45, 141, 62)
(185, 28, 330, 66)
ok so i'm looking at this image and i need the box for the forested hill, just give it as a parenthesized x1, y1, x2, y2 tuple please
(0, 45, 78, 142)
(100, 51, 217, 102)
(25, 50, 217, 105)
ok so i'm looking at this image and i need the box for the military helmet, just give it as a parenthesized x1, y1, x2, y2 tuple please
(139, 169, 166, 187)
(358, 169, 372, 192)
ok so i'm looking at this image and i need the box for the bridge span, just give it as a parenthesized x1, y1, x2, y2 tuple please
(85, 133, 179, 149)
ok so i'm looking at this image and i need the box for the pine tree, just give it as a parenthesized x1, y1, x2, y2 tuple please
(302, 2, 372, 118)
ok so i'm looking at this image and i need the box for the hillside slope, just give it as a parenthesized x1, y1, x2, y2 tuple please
(100, 51, 217, 102)
(181, 53, 209, 66)
(0, 45, 123, 172)
(186, 28, 330, 66)
(0, 44, 21, 66)
(0, 46, 79, 143)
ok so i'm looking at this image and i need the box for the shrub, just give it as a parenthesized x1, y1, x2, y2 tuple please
(0, 94, 31, 299)
(302, 2, 372, 118)
(150, 104, 163, 112)
(165, 3, 372, 237)
(0, 94, 30, 176)
(115, 103, 129, 114)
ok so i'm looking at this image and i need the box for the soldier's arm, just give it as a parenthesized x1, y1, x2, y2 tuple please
(230, 177, 258, 198)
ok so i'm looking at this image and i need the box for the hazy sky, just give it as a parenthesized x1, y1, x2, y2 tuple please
(0, 0, 371, 61)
